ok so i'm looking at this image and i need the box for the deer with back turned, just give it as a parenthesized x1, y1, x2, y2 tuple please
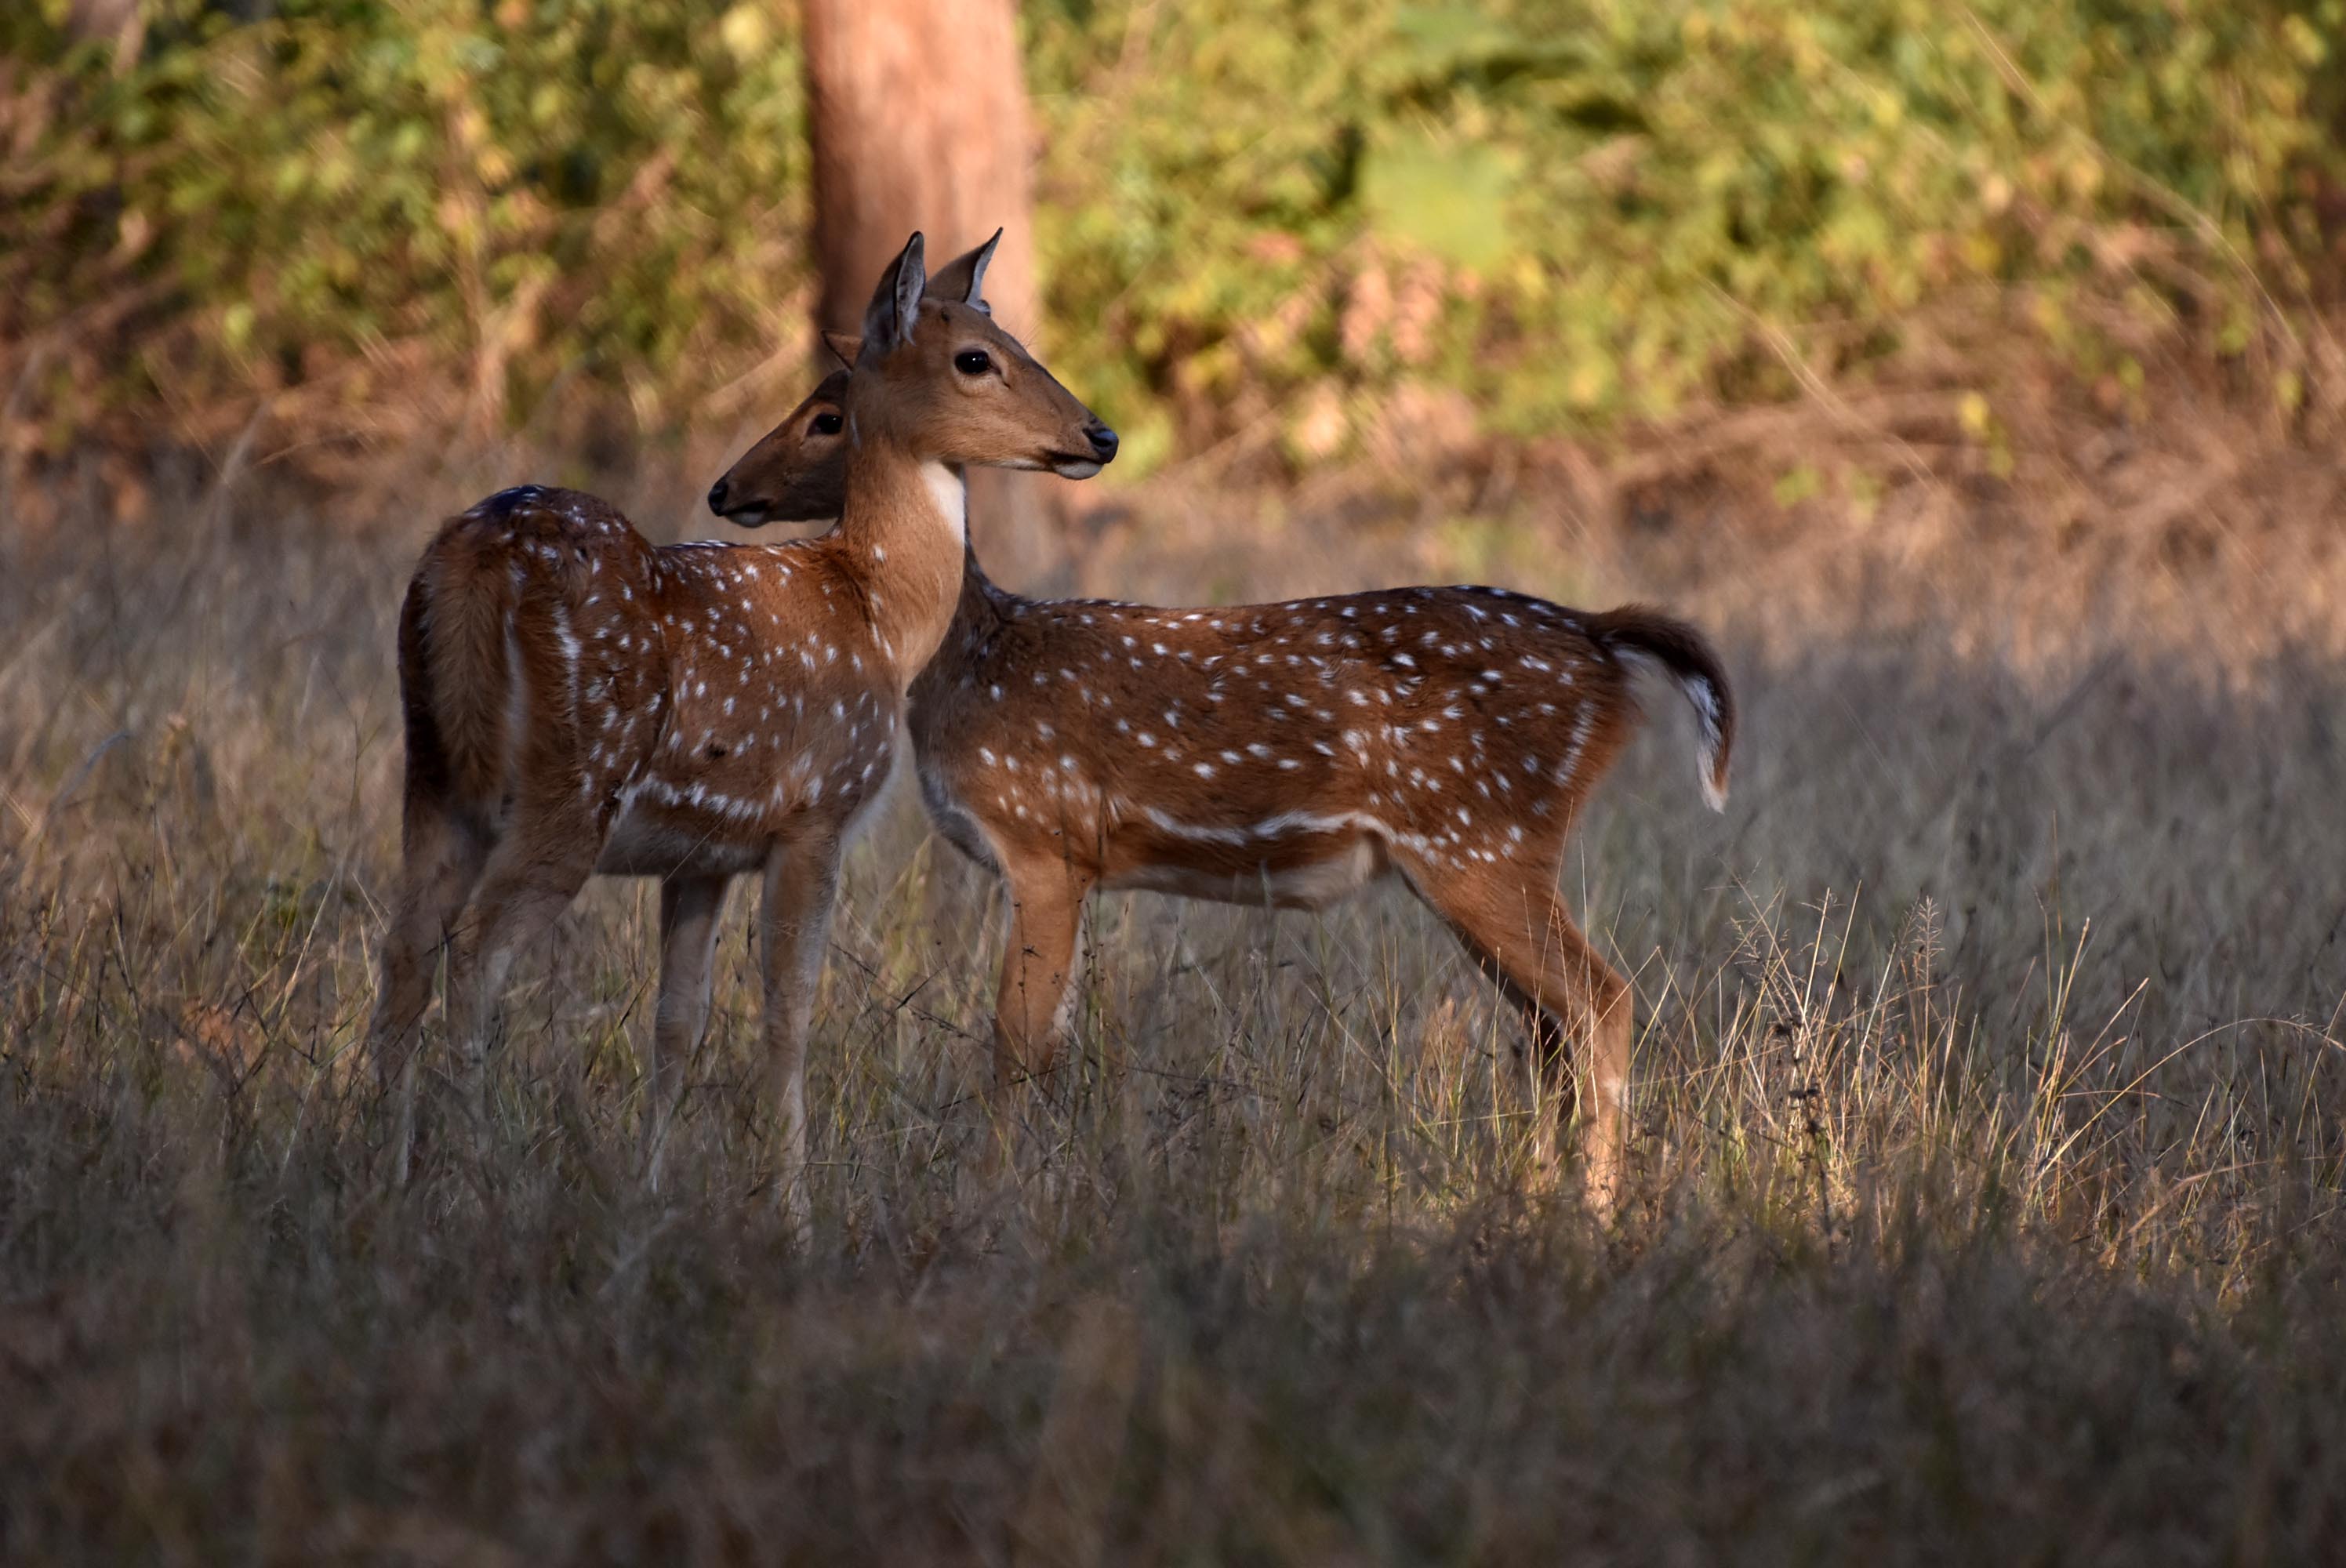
(710, 359, 1734, 1207)
(366, 233, 1116, 1213)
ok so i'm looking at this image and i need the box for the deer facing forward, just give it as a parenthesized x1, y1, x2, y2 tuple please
(710, 368, 1734, 1205)
(367, 233, 1117, 1208)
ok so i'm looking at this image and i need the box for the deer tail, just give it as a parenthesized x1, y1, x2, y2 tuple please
(403, 507, 525, 809)
(1586, 605, 1735, 811)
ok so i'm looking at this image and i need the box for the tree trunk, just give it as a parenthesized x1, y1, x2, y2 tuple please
(65, 0, 144, 72)
(803, 0, 1061, 578)
(804, 0, 1039, 344)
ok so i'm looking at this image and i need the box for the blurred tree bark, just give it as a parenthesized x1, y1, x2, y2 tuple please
(802, 0, 1059, 572)
(62, 0, 144, 73)
(65, 0, 139, 39)
(803, 0, 1038, 344)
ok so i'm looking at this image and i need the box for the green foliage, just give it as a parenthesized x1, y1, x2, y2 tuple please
(5, 0, 807, 441)
(1026, 0, 2343, 453)
(3, 0, 2340, 462)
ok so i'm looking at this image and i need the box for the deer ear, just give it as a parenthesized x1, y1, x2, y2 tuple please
(860, 232, 926, 356)
(928, 228, 1001, 314)
(819, 331, 862, 369)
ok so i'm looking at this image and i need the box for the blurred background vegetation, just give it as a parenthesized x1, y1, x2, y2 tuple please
(4, 0, 2344, 478)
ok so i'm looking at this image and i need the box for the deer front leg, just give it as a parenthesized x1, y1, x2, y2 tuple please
(644, 873, 729, 1189)
(991, 857, 1091, 1091)
(759, 834, 842, 1244)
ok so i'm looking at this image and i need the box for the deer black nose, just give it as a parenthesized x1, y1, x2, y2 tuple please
(706, 477, 730, 515)
(1086, 424, 1119, 463)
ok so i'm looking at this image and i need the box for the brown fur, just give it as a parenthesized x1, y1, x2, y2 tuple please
(711, 379, 1737, 1206)
(410, 530, 517, 808)
(367, 234, 1116, 1214)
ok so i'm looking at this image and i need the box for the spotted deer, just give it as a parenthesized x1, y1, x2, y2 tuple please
(710, 372, 1734, 1207)
(367, 232, 1118, 1207)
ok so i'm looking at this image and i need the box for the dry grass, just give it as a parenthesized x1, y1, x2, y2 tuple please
(2, 425, 2344, 1563)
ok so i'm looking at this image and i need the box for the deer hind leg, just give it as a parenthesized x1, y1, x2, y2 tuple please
(369, 799, 491, 1090)
(369, 798, 491, 1184)
(1414, 866, 1633, 1212)
(991, 855, 1091, 1092)
(759, 833, 844, 1245)
(443, 824, 603, 1145)
(643, 873, 729, 1189)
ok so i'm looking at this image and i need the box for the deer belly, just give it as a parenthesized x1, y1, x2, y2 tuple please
(1105, 832, 1387, 911)
(597, 796, 771, 877)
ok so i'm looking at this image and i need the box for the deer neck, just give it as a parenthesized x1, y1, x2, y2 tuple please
(908, 529, 1027, 715)
(951, 536, 1021, 636)
(834, 442, 971, 686)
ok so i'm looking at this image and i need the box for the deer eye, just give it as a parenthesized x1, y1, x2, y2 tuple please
(810, 412, 843, 435)
(953, 350, 992, 376)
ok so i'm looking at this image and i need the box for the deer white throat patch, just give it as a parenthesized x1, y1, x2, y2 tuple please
(918, 462, 966, 546)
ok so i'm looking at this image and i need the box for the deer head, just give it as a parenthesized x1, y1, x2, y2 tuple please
(710, 234, 1105, 524)
(706, 367, 851, 526)
(847, 231, 1116, 477)
(709, 234, 1092, 526)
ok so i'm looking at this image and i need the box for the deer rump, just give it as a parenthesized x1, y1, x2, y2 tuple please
(397, 486, 907, 882)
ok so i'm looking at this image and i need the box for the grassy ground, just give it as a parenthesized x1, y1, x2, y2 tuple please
(2, 428, 2344, 1562)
